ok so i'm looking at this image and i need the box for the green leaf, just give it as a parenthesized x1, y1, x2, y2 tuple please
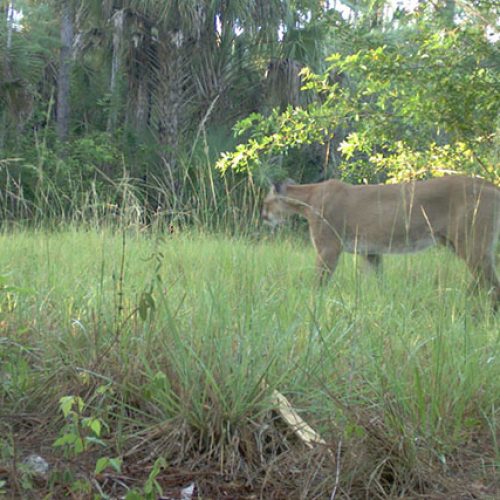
(59, 396, 76, 418)
(84, 436, 106, 447)
(84, 417, 102, 437)
(124, 491, 143, 500)
(75, 396, 84, 413)
(95, 457, 110, 475)
(94, 456, 121, 475)
(109, 457, 122, 473)
(53, 433, 77, 447)
(74, 437, 85, 454)
(96, 385, 110, 395)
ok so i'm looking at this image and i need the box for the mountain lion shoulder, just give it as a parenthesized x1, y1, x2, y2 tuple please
(261, 176, 500, 309)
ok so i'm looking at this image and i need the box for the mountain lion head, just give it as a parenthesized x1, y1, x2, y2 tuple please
(261, 182, 295, 227)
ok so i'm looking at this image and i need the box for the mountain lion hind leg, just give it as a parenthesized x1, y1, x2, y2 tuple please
(450, 230, 499, 311)
(365, 254, 383, 276)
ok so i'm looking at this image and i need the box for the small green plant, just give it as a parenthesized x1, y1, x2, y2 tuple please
(124, 457, 167, 500)
(53, 395, 106, 457)
(52, 394, 125, 497)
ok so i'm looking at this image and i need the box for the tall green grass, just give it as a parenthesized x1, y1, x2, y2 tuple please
(1, 227, 498, 497)
(0, 152, 263, 232)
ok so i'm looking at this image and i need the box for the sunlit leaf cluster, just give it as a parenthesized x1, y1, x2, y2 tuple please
(218, 21, 499, 183)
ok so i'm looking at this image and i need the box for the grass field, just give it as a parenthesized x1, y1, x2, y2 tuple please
(1, 227, 499, 498)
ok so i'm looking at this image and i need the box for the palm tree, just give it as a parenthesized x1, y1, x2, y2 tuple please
(3, 0, 335, 171)
(82, 1, 329, 174)
(1, 1, 52, 152)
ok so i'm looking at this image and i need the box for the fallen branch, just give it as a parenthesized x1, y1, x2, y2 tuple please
(269, 388, 328, 449)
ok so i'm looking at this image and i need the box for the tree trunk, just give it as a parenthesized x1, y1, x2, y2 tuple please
(155, 39, 186, 187)
(1, 2, 15, 153)
(158, 59, 182, 187)
(56, 0, 74, 142)
(107, 9, 125, 132)
(7, 1, 15, 50)
(135, 75, 150, 130)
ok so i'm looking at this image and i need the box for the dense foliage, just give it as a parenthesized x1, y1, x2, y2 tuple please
(0, 1, 499, 224)
(218, 19, 499, 184)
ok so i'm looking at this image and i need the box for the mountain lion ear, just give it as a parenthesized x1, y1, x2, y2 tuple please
(271, 179, 295, 195)
(272, 182, 285, 195)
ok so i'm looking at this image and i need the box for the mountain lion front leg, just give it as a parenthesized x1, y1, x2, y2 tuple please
(308, 218, 343, 285)
(314, 238, 343, 285)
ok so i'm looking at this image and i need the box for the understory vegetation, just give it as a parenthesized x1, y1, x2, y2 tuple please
(1, 226, 499, 498)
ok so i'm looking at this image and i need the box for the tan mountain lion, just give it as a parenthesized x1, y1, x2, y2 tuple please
(261, 176, 500, 309)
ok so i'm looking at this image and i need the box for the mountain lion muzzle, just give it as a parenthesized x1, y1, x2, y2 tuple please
(262, 176, 500, 310)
